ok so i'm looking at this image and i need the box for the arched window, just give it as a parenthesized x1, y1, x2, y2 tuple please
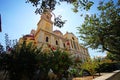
(46, 37, 49, 42)
(73, 41, 77, 50)
(63, 43, 65, 48)
(72, 37, 74, 40)
(56, 40, 58, 45)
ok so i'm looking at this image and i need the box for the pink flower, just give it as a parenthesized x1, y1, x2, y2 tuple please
(52, 47, 56, 50)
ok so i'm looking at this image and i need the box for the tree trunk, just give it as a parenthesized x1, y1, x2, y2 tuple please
(93, 75, 94, 79)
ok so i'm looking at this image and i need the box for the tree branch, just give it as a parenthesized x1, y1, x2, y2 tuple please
(103, 46, 120, 55)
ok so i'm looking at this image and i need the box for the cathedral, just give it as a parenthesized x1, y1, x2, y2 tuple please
(19, 10, 90, 61)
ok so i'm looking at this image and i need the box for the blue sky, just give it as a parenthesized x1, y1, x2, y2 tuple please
(0, 0, 107, 58)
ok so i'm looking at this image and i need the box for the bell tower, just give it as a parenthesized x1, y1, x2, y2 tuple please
(37, 9, 53, 32)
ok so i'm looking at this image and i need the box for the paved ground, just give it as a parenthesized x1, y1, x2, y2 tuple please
(73, 71, 120, 80)
(73, 75, 100, 80)
(0, 70, 120, 80)
(93, 70, 120, 80)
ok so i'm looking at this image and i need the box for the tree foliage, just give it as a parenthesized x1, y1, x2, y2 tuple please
(81, 58, 99, 78)
(26, 0, 93, 14)
(77, 0, 120, 55)
(26, 0, 93, 28)
(0, 41, 73, 80)
(54, 15, 67, 28)
(106, 52, 120, 61)
(96, 59, 120, 73)
(50, 49, 73, 79)
(7, 42, 41, 80)
(0, 43, 4, 54)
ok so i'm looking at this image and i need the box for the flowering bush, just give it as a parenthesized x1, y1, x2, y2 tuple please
(1, 42, 73, 80)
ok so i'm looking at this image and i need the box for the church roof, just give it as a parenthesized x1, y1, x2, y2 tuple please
(53, 30, 63, 36)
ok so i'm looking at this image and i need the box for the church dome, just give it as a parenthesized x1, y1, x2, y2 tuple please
(53, 30, 63, 36)
(30, 29, 35, 35)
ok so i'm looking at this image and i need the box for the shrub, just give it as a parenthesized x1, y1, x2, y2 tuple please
(1, 41, 73, 80)
(96, 62, 120, 73)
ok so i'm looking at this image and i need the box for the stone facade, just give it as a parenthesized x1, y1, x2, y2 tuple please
(19, 10, 90, 61)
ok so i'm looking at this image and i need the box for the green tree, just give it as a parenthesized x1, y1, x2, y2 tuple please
(26, 0, 93, 28)
(26, 0, 93, 14)
(69, 58, 82, 77)
(81, 58, 99, 78)
(77, 0, 120, 55)
(106, 52, 120, 61)
(36, 52, 51, 80)
(0, 43, 4, 54)
(0, 44, 6, 80)
(6, 41, 42, 80)
(50, 49, 73, 79)
(0, 41, 73, 80)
